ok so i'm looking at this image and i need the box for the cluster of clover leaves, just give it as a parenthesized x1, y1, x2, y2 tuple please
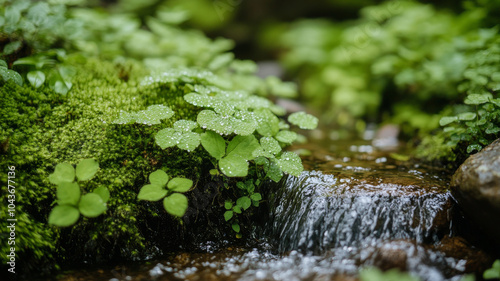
(113, 73, 318, 232)
(47, 159, 109, 227)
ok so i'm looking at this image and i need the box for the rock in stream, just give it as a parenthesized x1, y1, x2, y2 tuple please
(451, 138, 500, 247)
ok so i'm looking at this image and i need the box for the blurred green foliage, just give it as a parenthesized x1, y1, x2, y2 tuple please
(264, 0, 499, 163)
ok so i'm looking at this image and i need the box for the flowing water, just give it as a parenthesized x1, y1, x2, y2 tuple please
(55, 140, 492, 281)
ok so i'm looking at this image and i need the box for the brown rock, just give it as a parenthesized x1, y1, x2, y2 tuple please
(451, 138, 500, 246)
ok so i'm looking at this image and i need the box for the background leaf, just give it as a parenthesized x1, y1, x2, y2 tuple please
(27, 70, 45, 88)
(288, 111, 319, 130)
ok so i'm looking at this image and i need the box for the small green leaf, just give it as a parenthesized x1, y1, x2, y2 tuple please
(224, 210, 233, 221)
(200, 130, 226, 160)
(149, 170, 169, 186)
(155, 128, 181, 149)
(78, 193, 107, 218)
(266, 159, 283, 182)
(224, 201, 233, 210)
(486, 127, 500, 134)
(56, 182, 81, 205)
(233, 206, 242, 214)
(167, 177, 193, 193)
(219, 154, 249, 177)
(138, 184, 168, 201)
(0, 67, 23, 86)
(465, 94, 491, 105)
(174, 120, 198, 132)
(288, 111, 318, 130)
(93, 186, 110, 203)
(27, 71, 45, 88)
(260, 137, 281, 155)
(48, 205, 80, 227)
(49, 163, 75, 185)
(277, 152, 303, 176)
(54, 80, 70, 95)
(232, 223, 240, 233)
(275, 130, 298, 143)
(226, 135, 260, 160)
(184, 93, 213, 107)
(236, 196, 252, 210)
(439, 116, 458, 126)
(163, 193, 188, 217)
(3, 41, 21, 55)
(75, 159, 99, 181)
(250, 193, 262, 201)
(178, 131, 200, 151)
(467, 144, 482, 154)
(458, 112, 477, 121)
(197, 109, 234, 135)
(135, 104, 175, 125)
(255, 108, 280, 136)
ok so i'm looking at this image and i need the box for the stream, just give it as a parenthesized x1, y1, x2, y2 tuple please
(55, 139, 492, 281)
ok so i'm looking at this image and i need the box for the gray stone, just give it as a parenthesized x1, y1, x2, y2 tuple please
(451, 138, 500, 245)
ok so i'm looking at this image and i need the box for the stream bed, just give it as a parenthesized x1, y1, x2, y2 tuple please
(55, 140, 493, 281)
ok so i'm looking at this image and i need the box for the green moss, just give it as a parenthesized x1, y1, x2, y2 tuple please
(0, 57, 217, 271)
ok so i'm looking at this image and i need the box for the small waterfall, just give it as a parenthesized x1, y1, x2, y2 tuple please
(267, 170, 454, 254)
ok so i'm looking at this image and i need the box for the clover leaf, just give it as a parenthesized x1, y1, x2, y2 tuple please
(167, 178, 193, 192)
(255, 108, 280, 137)
(260, 137, 281, 156)
(75, 158, 99, 181)
(78, 193, 107, 218)
(113, 104, 174, 125)
(220, 154, 249, 177)
(48, 205, 80, 227)
(48, 163, 75, 185)
(163, 193, 188, 217)
(56, 182, 81, 205)
(149, 169, 169, 186)
(277, 151, 303, 176)
(275, 130, 298, 143)
(155, 120, 200, 151)
(137, 184, 168, 201)
(288, 111, 319, 130)
(138, 170, 192, 217)
(93, 186, 110, 203)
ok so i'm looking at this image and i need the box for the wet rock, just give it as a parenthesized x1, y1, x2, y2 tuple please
(451, 138, 500, 246)
(434, 236, 492, 274)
